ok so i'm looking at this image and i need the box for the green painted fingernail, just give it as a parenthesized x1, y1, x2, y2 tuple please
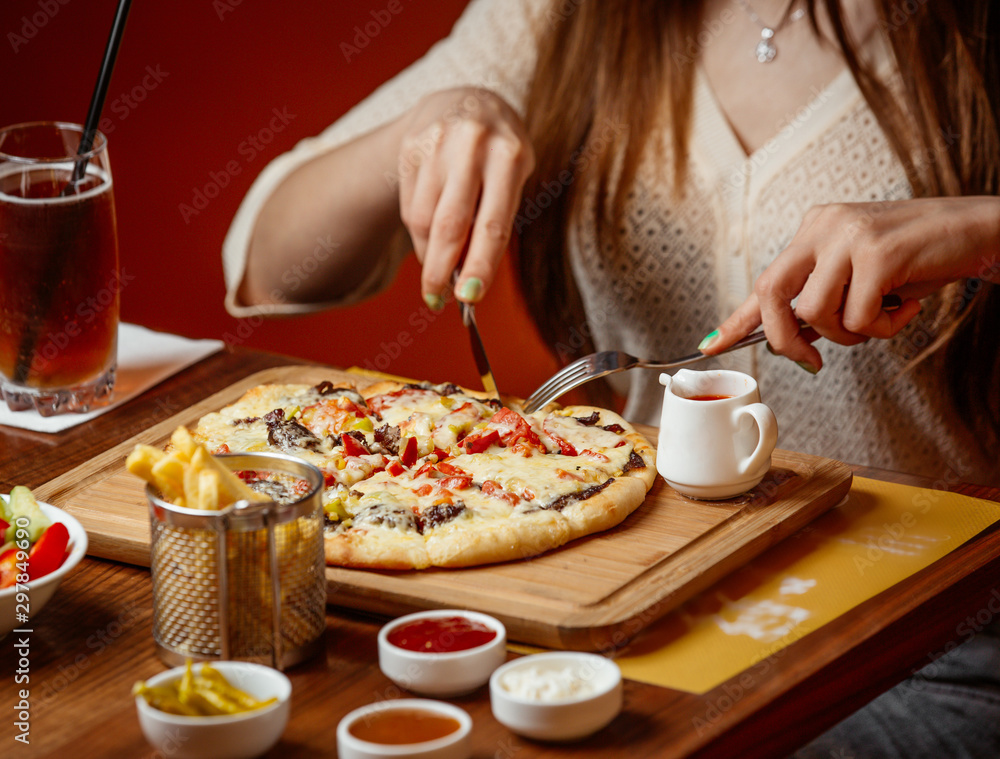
(796, 361, 820, 375)
(698, 330, 719, 351)
(459, 277, 483, 302)
(423, 292, 444, 312)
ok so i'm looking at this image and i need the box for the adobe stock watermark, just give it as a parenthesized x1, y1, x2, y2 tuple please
(340, 0, 405, 63)
(691, 624, 812, 737)
(213, 0, 246, 21)
(7, 0, 72, 53)
(671, 6, 738, 66)
(178, 105, 296, 224)
(33, 600, 143, 715)
(32, 267, 135, 372)
(96, 64, 170, 136)
(727, 82, 836, 190)
(222, 234, 340, 349)
(879, 0, 930, 33)
(358, 289, 455, 374)
(544, 0, 583, 27)
(851, 453, 973, 576)
(514, 116, 628, 234)
(383, 76, 504, 190)
(905, 586, 1000, 695)
(11, 515, 34, 746)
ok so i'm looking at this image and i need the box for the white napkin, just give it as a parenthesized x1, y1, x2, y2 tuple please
(0, 323, 223, 434)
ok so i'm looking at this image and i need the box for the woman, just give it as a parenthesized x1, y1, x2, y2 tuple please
(224, 1, 999, 754)
(225, 0, 998, 487)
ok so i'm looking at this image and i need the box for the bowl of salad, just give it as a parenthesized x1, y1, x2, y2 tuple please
(1, 487, 88, 637)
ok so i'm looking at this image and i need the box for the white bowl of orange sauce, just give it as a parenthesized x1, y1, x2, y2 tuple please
(377, 609, 507, 697)
(336, 698, 472, 759)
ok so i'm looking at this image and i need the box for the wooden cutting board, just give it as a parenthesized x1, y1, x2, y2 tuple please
(35, 365, 852, 651)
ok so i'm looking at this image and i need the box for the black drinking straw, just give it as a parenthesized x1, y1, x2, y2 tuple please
(12, 0, 133, 384)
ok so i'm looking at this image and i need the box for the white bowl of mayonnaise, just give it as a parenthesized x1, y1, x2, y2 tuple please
(489, 652, 622, 742)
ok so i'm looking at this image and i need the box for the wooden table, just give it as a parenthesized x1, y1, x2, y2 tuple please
(2, 347, 998, 758)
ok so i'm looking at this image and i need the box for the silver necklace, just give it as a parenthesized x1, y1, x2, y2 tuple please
(736, 0, 807, 63)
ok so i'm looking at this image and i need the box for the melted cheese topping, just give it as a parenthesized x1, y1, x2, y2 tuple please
(192, 383, 646, 539)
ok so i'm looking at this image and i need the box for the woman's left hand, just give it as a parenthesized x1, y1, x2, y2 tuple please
(700, 196, 1000, 371)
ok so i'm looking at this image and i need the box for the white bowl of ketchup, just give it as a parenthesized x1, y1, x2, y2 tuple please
(377, 609, 507, 697)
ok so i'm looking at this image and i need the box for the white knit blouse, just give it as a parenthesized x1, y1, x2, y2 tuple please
(222, 0, 997, 485)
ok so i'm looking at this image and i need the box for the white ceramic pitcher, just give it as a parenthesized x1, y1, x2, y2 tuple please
(656, 369, 778, 499)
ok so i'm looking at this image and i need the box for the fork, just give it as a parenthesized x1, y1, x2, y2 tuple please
(521, 294, 904, 412)
(520, 328, 771, 413)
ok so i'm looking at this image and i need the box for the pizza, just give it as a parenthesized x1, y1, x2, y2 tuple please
(189, 379, 656, 570)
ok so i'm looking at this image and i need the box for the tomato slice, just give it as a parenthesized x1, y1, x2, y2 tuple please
(542, 419, 578, 456)
(580, 448, 611, 463)
(489, 409, 545, 452)
(28, 522, 70, 581)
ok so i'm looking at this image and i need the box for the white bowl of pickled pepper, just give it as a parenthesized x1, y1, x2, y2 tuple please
(133, 659, 291, 759)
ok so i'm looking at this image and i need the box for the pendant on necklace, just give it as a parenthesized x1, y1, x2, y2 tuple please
(755, 27, 777, 63)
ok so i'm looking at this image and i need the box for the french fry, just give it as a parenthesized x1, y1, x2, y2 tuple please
(196, 468, 221, 511)
(128, 426, 269, 510)
(189, 446, 266, 506)
(150, 454, 188, 505)
(125, 444, 166, 483)
(169, 426, 199, 462)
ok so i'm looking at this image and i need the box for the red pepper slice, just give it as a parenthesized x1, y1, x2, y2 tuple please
(461, 428, 500, 454)
(0, 548, 18, 589)
(481, 480, 520, 506)
(341, 433, 370, 458)
(435, 461, 467, 477)
(413, 461, 437, 478)
(437, 475, 473, 491)
(28, 522, 70, 582)
(386, 460, 405, 477)
(400, 436, 419, 467)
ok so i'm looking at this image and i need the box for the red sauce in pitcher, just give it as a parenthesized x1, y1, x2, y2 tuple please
(686, 394, 733, 401)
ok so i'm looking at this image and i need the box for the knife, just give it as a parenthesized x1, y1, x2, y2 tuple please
(453, 273, 501, 402)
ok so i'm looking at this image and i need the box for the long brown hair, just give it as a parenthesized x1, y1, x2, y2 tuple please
(515, 0, 1000, 447)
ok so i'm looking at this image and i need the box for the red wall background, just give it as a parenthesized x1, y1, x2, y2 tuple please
(1, 0, 560, 397)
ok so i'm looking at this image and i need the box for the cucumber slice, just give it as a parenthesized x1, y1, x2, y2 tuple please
(6, 486, 52, 543)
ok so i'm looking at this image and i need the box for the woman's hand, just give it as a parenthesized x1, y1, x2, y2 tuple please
(700, 196, 1000, 371)
(397, 87, 535, 310)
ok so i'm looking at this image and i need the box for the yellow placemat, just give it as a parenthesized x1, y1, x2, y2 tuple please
(518, 478, 1000, 695)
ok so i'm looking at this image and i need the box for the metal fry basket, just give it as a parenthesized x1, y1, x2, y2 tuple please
(146, 452, 327, 670)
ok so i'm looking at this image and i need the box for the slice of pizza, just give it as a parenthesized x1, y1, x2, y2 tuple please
(190, 380, 656, 570)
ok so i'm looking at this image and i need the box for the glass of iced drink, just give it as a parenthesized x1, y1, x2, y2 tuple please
(0, 121, 120, 416)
